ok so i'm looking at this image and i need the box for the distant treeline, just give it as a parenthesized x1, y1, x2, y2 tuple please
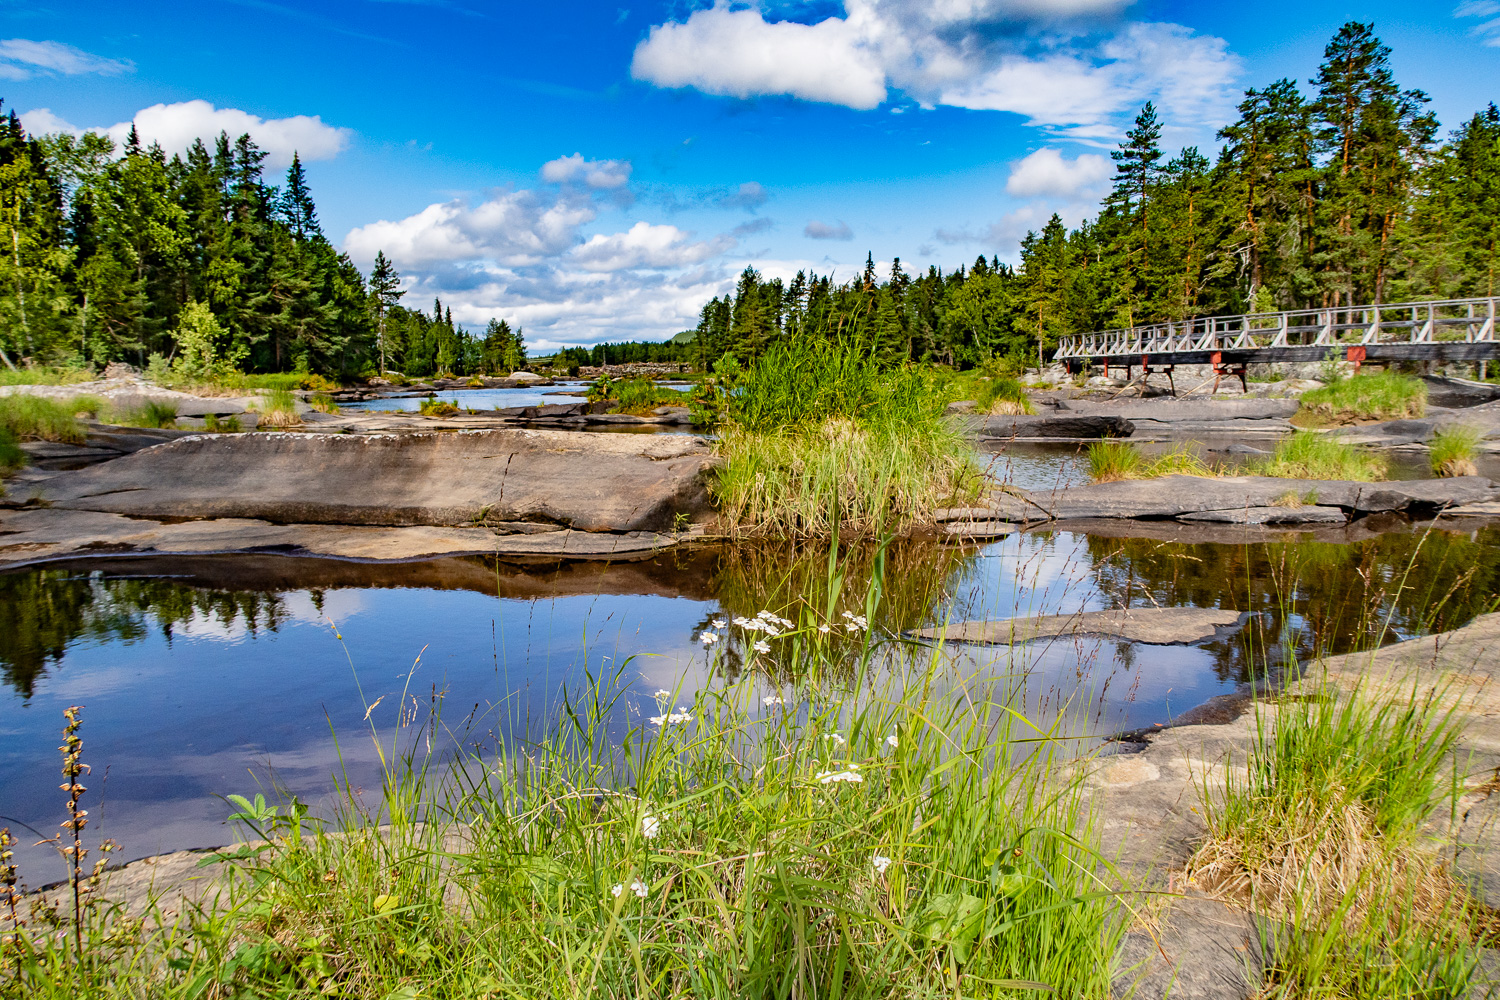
(0, 111, 524, 377)
(690, 21, 1500, 368)
(547, 339, 695, 369)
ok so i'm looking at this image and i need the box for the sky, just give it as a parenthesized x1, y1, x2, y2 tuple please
(3, 1, 1500, 350)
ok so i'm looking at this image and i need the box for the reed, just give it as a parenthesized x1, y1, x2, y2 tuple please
(1429, 425, 1482, 478)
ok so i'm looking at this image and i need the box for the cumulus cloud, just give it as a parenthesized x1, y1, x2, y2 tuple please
(632, 1, 1239, 137)
(569, 221, 731, 271)
(20, 100, 350, 169)
(0, 39, 132, 80)
(342, 156, 766, 347)
(1005, 148, 1112, 198)
(1456, 1, 1500, 46)
(541, 153, 633, 189)
(805, 220, 854, 240)
(733, 217, 774, 237)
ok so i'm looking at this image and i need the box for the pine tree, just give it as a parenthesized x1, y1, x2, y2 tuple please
(368, 250, 403, 373)
(279, 153, 320, 242)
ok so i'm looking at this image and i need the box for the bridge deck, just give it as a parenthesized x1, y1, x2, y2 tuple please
(1054, 297, 1500, 371)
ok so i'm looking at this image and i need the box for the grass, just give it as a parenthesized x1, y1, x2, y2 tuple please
(1084, 441, 1215, 483)
(975, 376, 1036, 416)
(0, 427, 25, 473)
(1298, 370, 1427, 425)
(1251, 431, 1388, 482)
(0, 367, 96, 387)
(0, 395, 86, 444)
(201, 413, 242, 433)
(611, 378, 684, 415)
(1430, 425, 1482, 478)
(1185, 681, 1480, 997)
(110, 400, 179, 429)
(3, 606, 1124, 998)
(252, 389, 303, 427)
(308, 393, 340, 415)
(709, 340, 982, 537)
(418, 397, 460, 418)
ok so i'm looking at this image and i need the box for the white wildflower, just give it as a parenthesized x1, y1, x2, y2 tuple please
(642, 812, 660, 839)
(732, 616, 753, 628)
(817, 624, 832, 634)
(816, 768, 864, 784)
(762, 695, 784, 706)
(631, 879, 649, 898)
(822, 733, 846, 746)
(610, 883, 624, 898)
(752, 640, 771, 654)
(649, 711, 693, 726)
(699, 631, 719, 645)
(712, 619, 727, 629)
(844, 623, 860, 633)
(885, 735, 899, 749)
(872, 855, 893, 874)
(653, 689, 671, 698)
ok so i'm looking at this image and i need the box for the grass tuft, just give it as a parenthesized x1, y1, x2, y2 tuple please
(1185, 681, 1480, 996)
(1298, 370, 1427, 424)
(253, 389, 303, 427)
(1252, 431, 1388, 481)
(1429, 425, 1482, 478)
(418, 397, 459, 418)
(0, 395, 86, 444)
(1085, 441, 1215, 482)
(975, 376, 1036, 415)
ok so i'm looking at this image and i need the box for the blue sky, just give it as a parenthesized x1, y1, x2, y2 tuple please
(4, 1, 1500, 349)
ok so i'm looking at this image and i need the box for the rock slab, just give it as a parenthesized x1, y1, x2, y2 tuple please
(912, 607, 1247, 646)
(35, 428, 717, 533)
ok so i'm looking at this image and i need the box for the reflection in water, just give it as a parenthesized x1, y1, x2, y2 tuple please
(0, 523, 1496, 881)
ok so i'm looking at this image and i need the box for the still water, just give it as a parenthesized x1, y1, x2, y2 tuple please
(2, 526, 1496, 882)
(341, 383, 692, 412)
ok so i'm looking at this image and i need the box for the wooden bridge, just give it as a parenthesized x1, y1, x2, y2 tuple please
(1053, 297, 1500, 389)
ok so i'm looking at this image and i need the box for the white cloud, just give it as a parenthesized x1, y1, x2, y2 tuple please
(631, 5, 888, 109)
(541, 153, 633, 189)
(20, 100, 350, 169)
(341, 157, 761, 347)
(805, 220, 854, 240)
(632, 1, 1239, 138)
(0, 39, 132, 80)
(569, 221, 730, 272)
(1456, 1, 1500, 46)
(1005, 148, 1112, 198)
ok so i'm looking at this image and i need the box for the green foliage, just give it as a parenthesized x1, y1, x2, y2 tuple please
(1429, 424, 1482, 477)
(170, 300, 242, 381)
(974, 375, 1036, 415)
(1299, 370, 1426, 423)
(110, 399, 178, 429)
(1254, 431, 1389, 481)
(0, 394, 85, 443)
(611, 377, 682, 415)
(201, 412, 242, 433)
(418, 397, 460, 418)
(0, 426, 25, 472)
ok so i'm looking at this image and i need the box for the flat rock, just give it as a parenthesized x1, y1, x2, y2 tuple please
(0, 507, 679, 568)
(967, 413, 1136, 439)
(1014, 474, 1499, 521)
(1061, 397, 1298, 436)
(940, 520, 1015, 539)
(911, 607, 1247, 646)
(33, 429, 717, 532)
(1178, 504, 1347, 525)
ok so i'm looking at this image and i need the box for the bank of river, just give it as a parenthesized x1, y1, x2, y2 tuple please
(339, 382, 693, 412)
(3, 524, 1496, 884)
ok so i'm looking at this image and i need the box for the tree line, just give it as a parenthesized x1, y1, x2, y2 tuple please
(688, 21, 1500, 368)
(0, 113, 526, 377)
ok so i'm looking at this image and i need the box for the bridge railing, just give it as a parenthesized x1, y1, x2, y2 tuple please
(1054, 297, 1500, 359)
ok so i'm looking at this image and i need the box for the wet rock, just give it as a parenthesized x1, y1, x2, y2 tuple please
(1015, 474, 1499, 521)
(1422, 375, 1500, 409)
(940, 520, 1015, 539)
(1061, 397, 1299, 436)
(968, 413, 1136, 439)
(34, 429, 718, 533)
(1178, 505, 1347, 525)
(911, 607, 1247, 646)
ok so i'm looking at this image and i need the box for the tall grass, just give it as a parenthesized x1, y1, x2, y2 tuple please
(1429, 425, 1482, 478)
(1084, 441, 1214, 483)
(1186, 681, 1479, 996)
(252, 389, 303, 427)
(0, 395, 86, 444)
(975, 376, 1036, 416)
(611, 377, 684, 415)
(7, 621, 1124, 997)
(1252, 431, 1388, 481)
(711, 340, 981, 537)
(1299, 370, 1427, 424)
(0, 428, 24, 473)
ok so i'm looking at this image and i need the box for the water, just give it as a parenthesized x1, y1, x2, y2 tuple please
(342, 383, 693, 413)
(2, 526, 1497, 883)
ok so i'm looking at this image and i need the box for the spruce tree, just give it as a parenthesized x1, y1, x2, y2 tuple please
(368, 250, 403, 374)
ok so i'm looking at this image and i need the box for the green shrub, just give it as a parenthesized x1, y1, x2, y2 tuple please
(1429, 425, 1482, 478)
(419, 397, 460, 418)
(253, 389, 303, 427)
(1253, 431, 1388, 481)
(0, 395, 86, 443)
(1300, 370, 1426, 423)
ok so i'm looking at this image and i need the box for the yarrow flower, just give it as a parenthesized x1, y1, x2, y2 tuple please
(885, 734, 899, 749)
(816, 766, 863, 784)
(641, 812, 660, 839)
(817, 624, 832, 634)
(752, 640, 770, 654)
(649, 711, 693, 726)
(711, 619, 727, 629)
(762, 695, 784, 706)
(631, 879, 648, 898)
(872, 855, 893, 874)
(823, 733, 846, 746)
(653, 689, 671, 699)
(699, 631, 719, 646)
(611, 883, 624, 898)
